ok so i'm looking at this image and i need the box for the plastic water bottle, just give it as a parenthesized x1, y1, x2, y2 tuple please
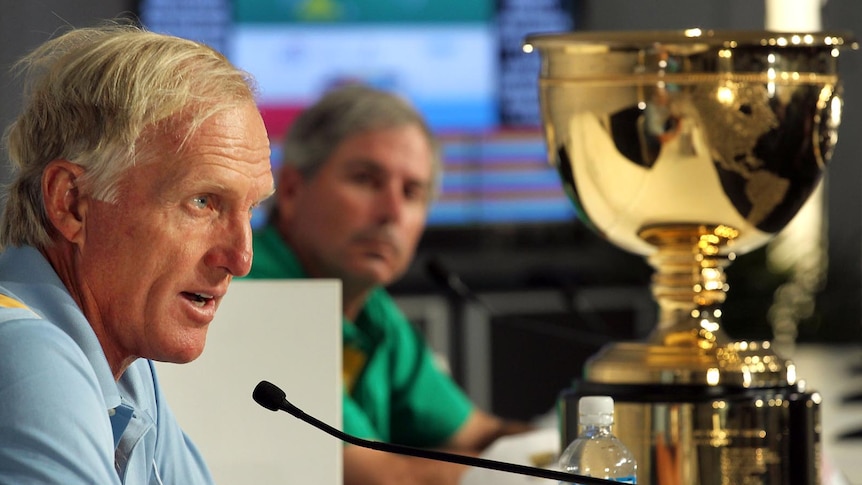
(558, 396, 637, 484)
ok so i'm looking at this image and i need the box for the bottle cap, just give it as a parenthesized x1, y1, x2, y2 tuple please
(578, 395, 614, 426)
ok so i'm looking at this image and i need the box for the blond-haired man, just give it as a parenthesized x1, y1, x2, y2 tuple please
(0, 23, 273, 484)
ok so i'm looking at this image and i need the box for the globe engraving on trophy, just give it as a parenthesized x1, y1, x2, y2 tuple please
(525, 30, 856, 485)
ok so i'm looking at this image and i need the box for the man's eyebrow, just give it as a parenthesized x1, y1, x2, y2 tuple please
(343, 158, 432, 188)
(343, 158, 384, 171)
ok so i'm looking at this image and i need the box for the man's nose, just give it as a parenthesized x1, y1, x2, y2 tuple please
(377, 184, 405, 222)
(208, 214, 253, 276)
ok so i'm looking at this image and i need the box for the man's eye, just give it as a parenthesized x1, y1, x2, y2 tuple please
(405, 185, 429, 203)
(350, 172, 375, 185)
(191, 195, 210, 209)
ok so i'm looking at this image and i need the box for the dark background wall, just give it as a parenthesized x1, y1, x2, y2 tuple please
(0, 0, 134, 186)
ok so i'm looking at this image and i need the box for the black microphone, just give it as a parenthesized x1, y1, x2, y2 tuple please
(425, 256, 493, 312)
(252, 380, 618, 485)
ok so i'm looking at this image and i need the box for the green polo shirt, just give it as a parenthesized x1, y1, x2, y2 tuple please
(247, 224, 473, 447)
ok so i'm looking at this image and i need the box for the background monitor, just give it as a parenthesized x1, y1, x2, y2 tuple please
(136, 0, 579, 230)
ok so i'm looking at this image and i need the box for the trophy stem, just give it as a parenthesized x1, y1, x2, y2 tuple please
(639, 223, 740, 349)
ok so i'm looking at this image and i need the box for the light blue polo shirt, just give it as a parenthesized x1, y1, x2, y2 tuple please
(0, 245, 213, 485)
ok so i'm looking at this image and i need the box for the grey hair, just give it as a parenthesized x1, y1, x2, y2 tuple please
(280, 84, 442, 194)
(1, 21, 258, 250)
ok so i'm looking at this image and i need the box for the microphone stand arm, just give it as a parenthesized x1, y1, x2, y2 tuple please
(277, 397, 617, 485)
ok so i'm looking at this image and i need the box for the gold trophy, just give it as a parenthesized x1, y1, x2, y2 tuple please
(523, 29, 856, 485)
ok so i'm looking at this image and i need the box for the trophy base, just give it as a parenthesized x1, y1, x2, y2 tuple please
(559, 375, 820, 485)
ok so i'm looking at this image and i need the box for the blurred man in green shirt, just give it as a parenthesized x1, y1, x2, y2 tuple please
(247, 84, 530, 485)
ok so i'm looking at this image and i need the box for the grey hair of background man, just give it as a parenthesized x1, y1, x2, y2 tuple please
(0, 22, 258, 250)
(279, 83, 443, 197)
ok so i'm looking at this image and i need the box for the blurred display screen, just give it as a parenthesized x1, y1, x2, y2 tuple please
(137, 0, 578, 228)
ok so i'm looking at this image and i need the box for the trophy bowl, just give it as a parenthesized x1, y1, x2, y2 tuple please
(524, 29, 856, 485)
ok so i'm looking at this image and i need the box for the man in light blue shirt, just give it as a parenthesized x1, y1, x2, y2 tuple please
(0, 23, 274, 484)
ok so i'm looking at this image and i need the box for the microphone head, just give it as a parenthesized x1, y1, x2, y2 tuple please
(424, 256, 451, 287)
(253, 380, 287, 411)
(425, 257, 469, 298)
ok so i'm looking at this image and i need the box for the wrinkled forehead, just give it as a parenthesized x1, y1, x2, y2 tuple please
(134, 101, 253, 161)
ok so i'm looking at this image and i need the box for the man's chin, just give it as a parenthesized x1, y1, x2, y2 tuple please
(158, 331, 208, 364)
(350, 264, 401, 288)
(161, 346, 205, 365)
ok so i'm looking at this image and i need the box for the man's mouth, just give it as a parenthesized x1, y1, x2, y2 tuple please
(182, 292, 214, 307)
(361, 238, 398, 255)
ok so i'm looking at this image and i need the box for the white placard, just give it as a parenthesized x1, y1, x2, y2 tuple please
(155, 279, 343, 485)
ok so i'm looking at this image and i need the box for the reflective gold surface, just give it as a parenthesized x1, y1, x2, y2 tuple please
(525, 29, 851, 258)
(527, 30, 855, 485)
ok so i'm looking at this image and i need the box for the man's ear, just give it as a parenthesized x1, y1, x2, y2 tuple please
(275, 165, 305, 221)
(42, 160, 87, 244)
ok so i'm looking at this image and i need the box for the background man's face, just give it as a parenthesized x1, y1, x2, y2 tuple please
(285, 124, 433, 290)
